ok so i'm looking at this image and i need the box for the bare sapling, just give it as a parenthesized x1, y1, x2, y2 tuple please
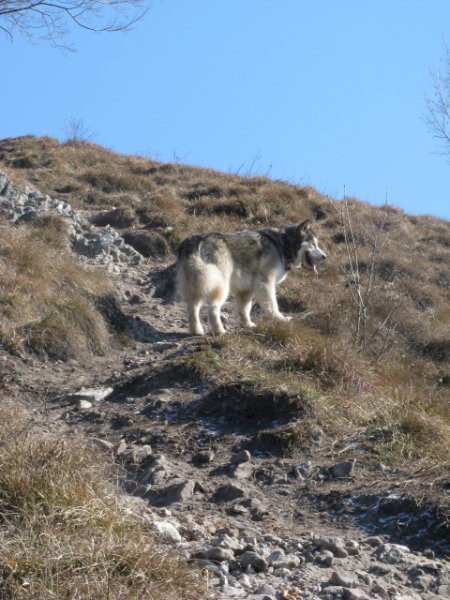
(328, 192, 403, 359)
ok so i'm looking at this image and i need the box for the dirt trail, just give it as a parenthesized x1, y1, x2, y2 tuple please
(1, 172, 449, 598)
(3, 256, 449, 600)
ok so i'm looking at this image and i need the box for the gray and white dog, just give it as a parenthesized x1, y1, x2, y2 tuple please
(176, 220, 326, 335)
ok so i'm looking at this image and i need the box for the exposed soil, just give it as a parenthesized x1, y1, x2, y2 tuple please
(1, 170, 449, 599)
(2, 255, 449, 600)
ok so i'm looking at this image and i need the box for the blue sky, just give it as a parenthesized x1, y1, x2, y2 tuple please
(1, 0, 449, 219)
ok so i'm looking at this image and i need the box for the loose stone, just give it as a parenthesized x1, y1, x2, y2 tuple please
(329, 569, 360, 588)
(238, 551, 268, 573)
(214, 483, 246, 502)
(230, 449, 252, 464)
(153, 520, 182, 544)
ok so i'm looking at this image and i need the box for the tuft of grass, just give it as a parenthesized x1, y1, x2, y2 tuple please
(0, 401, 207, 600)
(377, 411, 450, 467)
(23, 300, 109, 359)
(29, 213, 70, 249)
(0, 218, 111, 360)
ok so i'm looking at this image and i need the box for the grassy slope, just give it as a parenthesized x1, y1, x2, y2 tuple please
(0, 135, 449, 594)
(1, 139, 448, 346)
(1, 135, 449, 456)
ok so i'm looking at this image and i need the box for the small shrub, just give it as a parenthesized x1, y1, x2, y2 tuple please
(24, 299, 109, 359)
(420, 338, 450, 362)
(83, 169, 136, 194)
(28, 213, 69, 250)
(253, 321, 296, 346)
(179, 340, 225, 377)
(123, 230, 174, 258)
(378, 411, 450, 465)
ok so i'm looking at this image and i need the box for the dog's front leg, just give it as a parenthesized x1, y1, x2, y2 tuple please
(255, 279, 292, 322)
(234, 290, 256, 328)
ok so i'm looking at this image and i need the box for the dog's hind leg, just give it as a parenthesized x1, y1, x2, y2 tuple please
(234, 290, 256, 328)
(188, 301, 205, 336)
(207, 284, 228, 335)
(208, 304, 226, 335)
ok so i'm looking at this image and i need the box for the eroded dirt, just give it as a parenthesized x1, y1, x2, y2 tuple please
(2, 255, 449, 600)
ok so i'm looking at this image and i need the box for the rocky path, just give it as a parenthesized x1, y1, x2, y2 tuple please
(1, 173, 449, 600)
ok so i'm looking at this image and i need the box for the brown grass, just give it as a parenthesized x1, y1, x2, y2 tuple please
(179, 319, 450, 464)
(1, 135, 449, 464)
(0, 217, 111, 359)
(0, 400, 207, 599)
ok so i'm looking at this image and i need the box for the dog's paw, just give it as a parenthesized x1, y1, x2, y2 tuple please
(212, 325, 227, 335)
(242, 320, 256, 328)
(191, 326, 206, 336)
(275, 315, 292, 322)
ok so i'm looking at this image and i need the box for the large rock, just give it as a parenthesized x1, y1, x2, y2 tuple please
(230, 462, 254, 480)
(343, 589, 372, 600)
(230, 450, 251, 464)
(237, 551, 268, 572)
(375, 543, 411, 565)
(214, 483, 245, 502)
(158, 479, 196, 505)
(0, 171, 142, 271)
(313, 535, 348, 558)
(118, 444, 153, 466)
(140, 455, 170, 485)
(330, 459, 355, 479)
(193, 546, 235, 563)
(329, 569, 359, 588)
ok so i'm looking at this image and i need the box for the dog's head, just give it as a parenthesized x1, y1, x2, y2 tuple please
(283, 220, 326, 274)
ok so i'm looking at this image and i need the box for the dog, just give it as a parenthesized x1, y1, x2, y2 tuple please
(176, 220, 326, 335)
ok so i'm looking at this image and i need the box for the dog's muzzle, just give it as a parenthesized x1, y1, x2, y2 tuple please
(303, 250, 326, 275)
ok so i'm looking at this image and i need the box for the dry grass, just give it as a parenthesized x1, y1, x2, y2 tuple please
(0, 400, 207, 600)
(179, 320, 450, 464)
(0, 217, 111, 359)
(1, 135, 449, 464)
(1, 135, 449, 597)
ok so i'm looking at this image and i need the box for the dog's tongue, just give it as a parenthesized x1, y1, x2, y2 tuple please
(312, 262, 318, 276)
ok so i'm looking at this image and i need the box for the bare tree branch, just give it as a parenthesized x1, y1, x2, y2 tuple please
(425, 43, 450, 156)
(0, 0, 149, 47)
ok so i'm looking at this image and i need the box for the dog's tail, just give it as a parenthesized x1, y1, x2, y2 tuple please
(176, 235, 206, 303)
(147, 234, 206, 304)
(176, 234, 206, 262)
(177, 233, 228, 304)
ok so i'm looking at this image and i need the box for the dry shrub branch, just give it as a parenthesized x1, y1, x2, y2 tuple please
(328, 196, 403, 358)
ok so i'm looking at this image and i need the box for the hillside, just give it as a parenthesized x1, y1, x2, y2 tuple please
(0, 135, 449, 599)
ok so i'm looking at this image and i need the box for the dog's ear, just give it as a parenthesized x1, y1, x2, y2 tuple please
(297, 219, 312, 233)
